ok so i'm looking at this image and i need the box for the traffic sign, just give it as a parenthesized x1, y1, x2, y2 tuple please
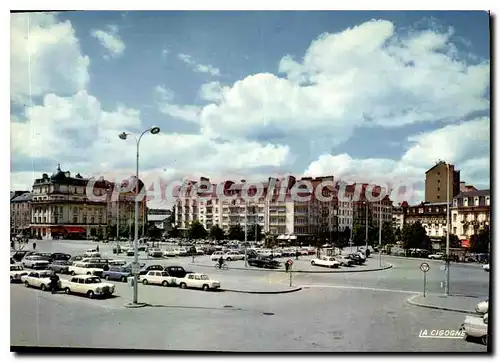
(420, 262, 430, 273)
(287, 259, 294, 266)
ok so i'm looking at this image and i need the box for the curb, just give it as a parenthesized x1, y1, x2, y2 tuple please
(190, 263, 393, 274)
(123, 302, 148, 309)
(405, 294, 480, 315)
(221, 287, 302, 295)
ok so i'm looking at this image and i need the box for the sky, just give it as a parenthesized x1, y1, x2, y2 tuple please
(10, 10, 491, 208)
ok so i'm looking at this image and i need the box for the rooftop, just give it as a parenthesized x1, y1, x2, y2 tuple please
(455, 189, 490, 198)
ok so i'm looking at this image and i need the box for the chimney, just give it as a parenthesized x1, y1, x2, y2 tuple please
(460, 181, 466, 192)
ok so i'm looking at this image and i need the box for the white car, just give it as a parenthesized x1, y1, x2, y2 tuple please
(10, 264, 28, 283)
(140, 270, 175, 286)
(148, 248, 164, 257)
(61, 275, 115, 299)
(310, 256, 340, 268)
(164, 248, 177, 257)
(476, 300, 489, 314)
(428, 253, 444, 260)
(210, 251, 226, 261)
(22, 255, 50, 269)
(483, 264, 490, 272)
(461, 313, 488, 345)
(224, 251, 245, 261)
(21, 270, 55, 291)
(69, 262, 104, 277)
(178, 273, 221, 291)
(337, 255, 354, 266)
(108, 260, 127, 267)
(84, 249, 100, 257)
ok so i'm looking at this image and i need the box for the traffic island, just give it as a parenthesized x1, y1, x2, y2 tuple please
(123, 302, 148, 309)
(406, 294, 483, 314)
(222, 286, 302, 294)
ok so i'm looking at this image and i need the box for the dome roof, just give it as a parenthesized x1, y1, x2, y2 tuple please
(50, 164, 67, 181)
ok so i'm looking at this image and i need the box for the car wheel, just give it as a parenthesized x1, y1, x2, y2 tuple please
(226, 257, 232, 262)
(24, 281, 30, 288)
(142, 279, 148, 285)
(482, 335, 488, 345)
(41, 284, 47, 291)
(202, 284, 210, 291)
(180, 282, 187, 289)
(162, 280, 168, 287)
(121, 276, 127, 282)
(70, 271, 76, 276)
(311, 261, 315, 266)
(87, 272, 92, 275)
(64, 287, 71, 294)
(87, 290, 94, 299)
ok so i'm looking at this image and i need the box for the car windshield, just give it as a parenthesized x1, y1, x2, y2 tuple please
(86, 277, 102, 283)
(200, 275, 210, 280)
(11, 265, 22, 271)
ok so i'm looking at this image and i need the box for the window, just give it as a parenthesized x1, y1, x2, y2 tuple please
(437, 187, 440, 192)
(437, 196, 440, 200)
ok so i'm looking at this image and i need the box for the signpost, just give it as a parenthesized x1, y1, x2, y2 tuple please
(287, 259, 294, 286)
(420, 262, 430, 297)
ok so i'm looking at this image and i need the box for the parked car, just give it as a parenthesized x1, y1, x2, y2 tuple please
(476, 300, 489, 314)
(103, 266, 133, 282)
(348, 253, 366, 265)
(21, 270, 57, 291)
(32, 252, 53, 262)
(68, 262, 104, 277)
(84, 249, 100, 258)
(140, 270, 175, 286)
(178, 273, 220, 291)
(139, 264, 164, 275)
(61, 275, 115, 299)
(22, 255, 50, 270)
(148, 248, 164, 258)
(69, 255, 85, 264)
(247, 256, 281, 269)
(12, 250, 33, 263)
(10, 257, 16, 265)
(337, 255, 354, 267)
(79, 258, 111, 271)
(461, 313, 488, 345)
(50, 253, 71, 262)
(210, 251, 226, 261)
(483, 264, 490, 272)
(164, 265, 192, 279)
(224, 251, 245, 261)
(310, 256, 340, 268)
(126, 248, 135, 257)
(10, 264, 28, 283)
(112, 245, 123, 254)
(108, 260, 127, 267)
(428, 253, 444, 260)
(49, 260, 72, 274)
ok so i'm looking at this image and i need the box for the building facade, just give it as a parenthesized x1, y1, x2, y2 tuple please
(451, 189, 490, 241)
(425, 161, 461, 203)
(30, 166, 110, 239)
(402, 202, 450, 240)
(11, 192, 32, 236)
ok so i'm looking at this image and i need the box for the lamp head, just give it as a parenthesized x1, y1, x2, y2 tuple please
(150, 127, 160, 135)
(118, 132, 128, 140)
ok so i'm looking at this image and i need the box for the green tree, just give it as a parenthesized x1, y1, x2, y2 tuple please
(341, 226, 351, 246)
(440, 234, 462, 249)
(187, 221, 208, 240)
(402, 222, 430, 252)
(381, 221, 395, 245)
(246, 223, 263, 242)
(469, 225, 490, 253)
(264, 234, 278, 249)
(394, 227, 401, 242)
(209, 225, 225, 241)
(168, 225, 181, 238)
(146, 224, 163, 239)
(227, 224, 245, 241)
(352, 222, 365, 246)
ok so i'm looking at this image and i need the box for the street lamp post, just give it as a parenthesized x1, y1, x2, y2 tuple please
(378, 198, 382, 267)
(244, 201, 248, 267)
(119, 126, 160, 306)
(445, 164, 451, 295)
(365, 202, 369, 251)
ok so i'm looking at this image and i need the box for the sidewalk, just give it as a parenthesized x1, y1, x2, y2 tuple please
(406, 294, 485, 314)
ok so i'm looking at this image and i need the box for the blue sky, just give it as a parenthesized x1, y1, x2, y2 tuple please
(10, 11, 490, 206)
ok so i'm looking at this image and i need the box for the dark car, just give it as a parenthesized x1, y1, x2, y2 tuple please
(103, 266, 133, 282)
(164, 266, 192, 279)
(10, 257, 15, 265)
(51, 253, 71, 262)
(83, 258, 111, 271)
(12, 250, 33, 262)
(247, 256, 281, 269)
(139, 264, 164, 275)
(348, 253, 365, 265)
(49, 260, 72, 274)
(69, 255, 85, 264)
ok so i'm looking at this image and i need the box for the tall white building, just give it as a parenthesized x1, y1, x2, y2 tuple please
(337, 196, 354, 232)
(451, 189, 490, 242)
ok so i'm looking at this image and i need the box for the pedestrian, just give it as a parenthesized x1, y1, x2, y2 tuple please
(96, 245, 100, 253)
(33, 241, 36, 250)
(295, 249, 300, 260)
(285, 261, 290, 273)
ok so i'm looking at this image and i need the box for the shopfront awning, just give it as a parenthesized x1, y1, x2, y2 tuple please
(65, 227, 86, 233)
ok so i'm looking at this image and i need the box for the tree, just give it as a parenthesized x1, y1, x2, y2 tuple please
(187, 221, 208, 240)
(209, 225, 225, 241)
(440, 234, 461, 249)
(394, 227, 401, 242)
(246, 223, 263, 242)
(381, 221, 395, 245)
(342, 226, 351, 246)
(96, 228, 104, 241)
(352, 222, 365, 246)
(402, 221, 430, 252)
(469, 225, 490, 254)
(168, 225, 181, 238)
(227, 224, 245, 241)
(146, 224, 163, 239)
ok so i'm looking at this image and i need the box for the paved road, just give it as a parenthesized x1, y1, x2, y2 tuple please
(10, 282, 486, 352)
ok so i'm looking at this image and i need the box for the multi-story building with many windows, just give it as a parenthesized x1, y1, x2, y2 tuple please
(451, 189, 490, 243)
(11, 192, 32, 236)
(30, 165, 110, 239)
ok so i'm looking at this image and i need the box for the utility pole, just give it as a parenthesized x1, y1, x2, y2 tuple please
(378, 198, 382, 267)
(244, 201, 248, 267)
(445, 164, 451, 295)
(365, 202, 369, 251)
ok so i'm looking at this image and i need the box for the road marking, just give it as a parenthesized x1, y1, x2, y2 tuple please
(299, 284, 420, 294)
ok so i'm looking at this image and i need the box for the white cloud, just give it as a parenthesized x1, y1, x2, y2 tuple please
(177, 53, 220, 76)
(161, 48, 169, 58)
(303, 117, 490, 204)
(90, 25, 125, 59)
(194, 19, 489, 142)
(199, 81, 229, 102)
(11, 91, 291, 193)
(10, 13, 90, 104)
(154, 85, 201, 124)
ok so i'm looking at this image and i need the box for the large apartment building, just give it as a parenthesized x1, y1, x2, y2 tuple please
(451, 189, 490, 243)
(425, 161, 461, 203)
(11, 191, 32, 235)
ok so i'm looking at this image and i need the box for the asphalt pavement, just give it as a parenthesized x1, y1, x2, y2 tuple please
(11, 239, 489, 352)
